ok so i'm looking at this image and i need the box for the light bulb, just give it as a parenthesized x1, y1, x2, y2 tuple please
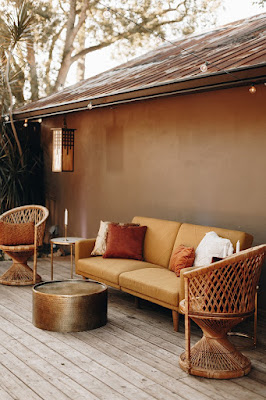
(23, 119, 28, 127)
(200, 62, 208, 73)
(249, 85, 256, 94)
(87, 102, 93, 109)
(38, 118, 42, 123)
(4, 115, 9, 121)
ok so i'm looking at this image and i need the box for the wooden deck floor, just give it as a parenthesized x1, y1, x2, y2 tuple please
(0, 256, 265, 400)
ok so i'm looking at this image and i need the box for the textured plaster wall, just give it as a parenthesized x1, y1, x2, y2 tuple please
(41, 84, 266, 309)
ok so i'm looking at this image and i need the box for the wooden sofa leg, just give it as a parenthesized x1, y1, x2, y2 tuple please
(172, 310, 179, 332)
(135, 297, 141, 309)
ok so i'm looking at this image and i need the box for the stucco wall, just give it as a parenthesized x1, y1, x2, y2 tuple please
(41, 83, 266, 308)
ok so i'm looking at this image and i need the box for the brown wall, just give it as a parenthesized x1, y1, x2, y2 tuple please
(41, 83, 266, 308)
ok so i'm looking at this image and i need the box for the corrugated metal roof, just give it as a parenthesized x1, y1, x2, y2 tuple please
(14, 13, 266, 119)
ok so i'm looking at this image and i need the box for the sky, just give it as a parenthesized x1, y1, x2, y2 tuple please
(217, 0, 264, 24)
(66, 0, 265, 85)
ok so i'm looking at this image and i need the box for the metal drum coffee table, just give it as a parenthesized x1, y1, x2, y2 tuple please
(32, 280, 107, 332)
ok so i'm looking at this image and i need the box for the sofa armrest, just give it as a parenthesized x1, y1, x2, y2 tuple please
(75, 239, 96, 265)
(179, 266, 203, 303)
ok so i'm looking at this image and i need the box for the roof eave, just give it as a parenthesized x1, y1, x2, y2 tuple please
(13, 64, 266, 121)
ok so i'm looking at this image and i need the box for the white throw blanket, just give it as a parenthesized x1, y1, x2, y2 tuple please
(194, 231, 234, 266)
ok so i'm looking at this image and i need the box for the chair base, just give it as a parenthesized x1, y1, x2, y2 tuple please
(179, 337, 251, 379)
(0, 250, 41, 286)
(179, 316, 251, 379)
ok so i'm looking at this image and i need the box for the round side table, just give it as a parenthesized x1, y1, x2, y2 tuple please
(50, 237, 84, 280)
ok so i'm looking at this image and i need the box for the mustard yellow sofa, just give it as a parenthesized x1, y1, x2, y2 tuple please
(75, 216, 253, 331)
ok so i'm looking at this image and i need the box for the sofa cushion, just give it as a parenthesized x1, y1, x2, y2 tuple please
(132, 216, 182, 268)
(91, 221, 140, 256)
(119, 268, 181, 307)
(103, 223, 147, 260)
(169, 245, 195, 276)
(76, 256, 161, 285)
(172, 223, 253, 254)
(0, 221, 34, 245)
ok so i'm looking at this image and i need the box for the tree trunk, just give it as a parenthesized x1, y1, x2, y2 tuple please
(27, 35, 39, 101)
(54, 0, 90, 91)
(54, 51, 73, 91)
(54, 0, 77, 91)
(12, 59, 25, 105)
(76, 26, 86, 82)
(6, 50, 24, 167)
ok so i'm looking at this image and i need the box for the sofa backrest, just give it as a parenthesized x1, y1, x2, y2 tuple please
(132, 216, 182, 268)
(172, 223, 253, 256)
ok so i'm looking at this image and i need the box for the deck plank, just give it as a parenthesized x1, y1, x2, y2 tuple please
(0, 257, 265, 400)
(0, 362, 41, 400)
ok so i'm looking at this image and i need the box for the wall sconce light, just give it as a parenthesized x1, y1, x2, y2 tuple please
(51, 119, 76, 172)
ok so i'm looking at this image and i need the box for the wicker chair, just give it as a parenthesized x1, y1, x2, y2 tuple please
(0, 205, 49, 286)
(179, 244, 266, 379)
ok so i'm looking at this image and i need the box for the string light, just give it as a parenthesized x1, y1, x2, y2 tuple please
(249, 85, 256, 94)
(200, 62, 208, 73)
(23, 119, 28, 127)
(87, 101, 93, 109)
(38, 118, 42, 123)
(4, 115, 9, 121)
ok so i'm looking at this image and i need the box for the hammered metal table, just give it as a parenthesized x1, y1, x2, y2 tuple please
(32, 280, 107, 332)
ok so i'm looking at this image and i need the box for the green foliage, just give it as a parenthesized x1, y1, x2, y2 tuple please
(253, 0, 265, 6)
(0, 0, 33, 47)
(0, 122, 44, 214)
(0, 0, 34, 113)
(0, 2, 44, 215)
(0, 0, 223, 104)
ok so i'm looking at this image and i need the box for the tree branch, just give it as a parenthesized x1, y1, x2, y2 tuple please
(45, 24, 66, 79)
(5, 50, 24, 167)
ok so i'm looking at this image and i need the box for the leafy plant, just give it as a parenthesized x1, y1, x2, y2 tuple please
(0, 121, 44, 214)
(0, 1, 44, 214)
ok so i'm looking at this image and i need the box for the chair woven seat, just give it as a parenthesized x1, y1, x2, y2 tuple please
(0, 244, 35, 251)
(0, 205, 49, 286)
(179, 245, 266, 379)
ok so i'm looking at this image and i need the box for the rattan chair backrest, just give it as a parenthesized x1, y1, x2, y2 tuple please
(184, 244, 266, 317)
(0, 205, 49, 247)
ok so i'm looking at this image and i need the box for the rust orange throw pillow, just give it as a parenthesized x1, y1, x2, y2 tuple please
(169, 245, 195, 277)
(0, 221, 34, 245)
(103, 223, 147, 260)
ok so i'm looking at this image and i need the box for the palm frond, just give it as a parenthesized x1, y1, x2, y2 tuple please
(0, 1, 34, 49)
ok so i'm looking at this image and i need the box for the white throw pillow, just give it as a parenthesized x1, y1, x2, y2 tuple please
(91, 220, 110, 256)
(194, 231, 234, 267)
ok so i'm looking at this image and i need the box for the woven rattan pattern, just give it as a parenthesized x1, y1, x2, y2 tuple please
(0, 205, 49, 285)
(186, 246, 266, 317)
(179, 245, 266, 379)
(0, 206, 48, 247)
